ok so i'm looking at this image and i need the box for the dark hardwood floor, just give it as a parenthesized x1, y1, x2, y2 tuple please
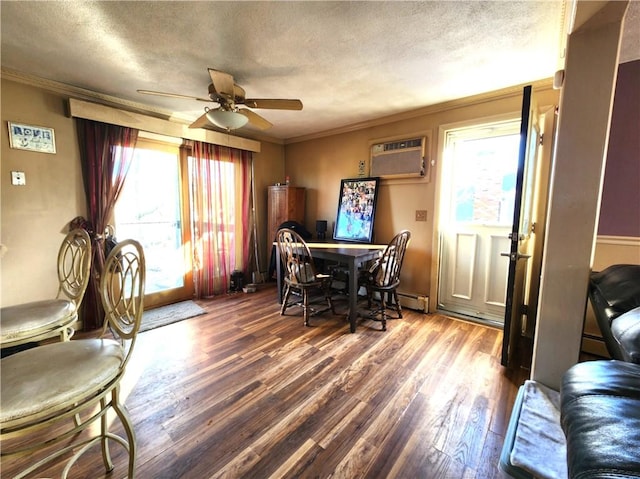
(2, 283, 528, 478)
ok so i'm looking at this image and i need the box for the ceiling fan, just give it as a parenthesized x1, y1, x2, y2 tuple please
(137, 68, 303, 131)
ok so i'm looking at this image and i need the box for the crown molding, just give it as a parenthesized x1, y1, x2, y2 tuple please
(284, 78, 555, 144)
(1, 67, 199, 124)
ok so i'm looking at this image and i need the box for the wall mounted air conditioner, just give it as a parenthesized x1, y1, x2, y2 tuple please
(370, 137, 426, 179)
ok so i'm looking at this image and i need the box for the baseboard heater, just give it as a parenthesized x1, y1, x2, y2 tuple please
(365, 290, 429, 313)
(397, 291, 429, 313)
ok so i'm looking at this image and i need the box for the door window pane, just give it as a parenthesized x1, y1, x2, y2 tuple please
(451, 135, 520, 225)
(115, 146, 184, 294)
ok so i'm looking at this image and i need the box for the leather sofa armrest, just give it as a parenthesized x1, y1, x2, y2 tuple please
(561, 360, 640, 479)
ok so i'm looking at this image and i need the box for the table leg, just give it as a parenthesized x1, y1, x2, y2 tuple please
(348, 259, 358, 333)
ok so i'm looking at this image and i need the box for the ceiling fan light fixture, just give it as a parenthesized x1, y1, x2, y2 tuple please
(205, 108, 248, 130)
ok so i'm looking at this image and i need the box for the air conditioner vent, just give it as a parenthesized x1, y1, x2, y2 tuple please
(371, 137, 427, 179)
(381, 138, 423, 151)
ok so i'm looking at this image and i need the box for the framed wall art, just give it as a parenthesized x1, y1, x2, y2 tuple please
(333, 177, 380, 243)
(8, 122, 56, 154)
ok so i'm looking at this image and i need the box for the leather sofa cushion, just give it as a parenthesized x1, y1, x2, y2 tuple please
(611, 307, 640, 364)
(561, 360, 640, 479)
(590, 264, 640, 322)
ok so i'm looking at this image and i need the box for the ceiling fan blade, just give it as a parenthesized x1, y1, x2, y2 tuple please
(188, 112, 211, 129)
(238, 108, 273, 130)
(208, 68, 236, 100)
(233, 84, 246, 102)
(243, 98, 303, 110)
(137, 89, 211, 102)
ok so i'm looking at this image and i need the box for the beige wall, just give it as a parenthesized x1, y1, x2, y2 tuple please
(1, 79, 85, 305)
(252, 140, 285, 272)
(1, 78, 285, 307)
(284, 86, 559, 302)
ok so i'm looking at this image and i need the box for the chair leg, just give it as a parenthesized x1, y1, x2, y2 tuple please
(303, 289, 310, 327)
(324, 282, 336, 314)
(380, 293, 387, 331)
(112, 387, 137, 479)
(281, 285, 291, 316)
(392, 290, 403, 318)
(100, 397, 115, 473)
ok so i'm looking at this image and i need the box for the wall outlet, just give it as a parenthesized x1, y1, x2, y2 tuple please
(11, 171, 26, 186)
(415, 210, 427, 222)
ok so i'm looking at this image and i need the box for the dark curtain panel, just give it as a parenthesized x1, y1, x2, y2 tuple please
(76, 119, 138, 331)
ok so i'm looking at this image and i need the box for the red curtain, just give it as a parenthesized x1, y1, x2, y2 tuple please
(76, 119, 138, 331)
(186, 141, 252, 298)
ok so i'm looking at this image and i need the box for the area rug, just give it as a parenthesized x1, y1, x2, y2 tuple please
(140, 300, 206, 333)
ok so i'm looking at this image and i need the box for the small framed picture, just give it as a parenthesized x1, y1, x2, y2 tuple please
(8, 122, 56, 154)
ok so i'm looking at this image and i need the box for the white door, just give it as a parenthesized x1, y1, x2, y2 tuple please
(438, 121, 521, 324)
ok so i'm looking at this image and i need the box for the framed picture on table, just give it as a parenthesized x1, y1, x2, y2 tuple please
(333, 177, 380, 243)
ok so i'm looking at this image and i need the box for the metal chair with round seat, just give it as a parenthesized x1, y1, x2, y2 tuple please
(0, 239, 145, 478)
(1, 228, 92, 349)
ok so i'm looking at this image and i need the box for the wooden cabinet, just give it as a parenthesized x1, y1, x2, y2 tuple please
(267, 186, 305, 245)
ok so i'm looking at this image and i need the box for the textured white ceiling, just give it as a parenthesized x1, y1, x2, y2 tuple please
(1, 1, 638, 140)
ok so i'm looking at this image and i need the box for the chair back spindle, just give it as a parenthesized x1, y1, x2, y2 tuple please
(370, 230, 411, 288)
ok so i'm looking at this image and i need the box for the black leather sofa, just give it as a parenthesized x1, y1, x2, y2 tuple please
(588, 264, 640, 363)
(500, 264, 640, 479)
(558, 264, 640, 478)
(561, 360, 640, 479)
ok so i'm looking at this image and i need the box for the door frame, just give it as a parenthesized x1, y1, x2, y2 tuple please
(114, 134, 194, 310)
(431, 112, 522, 322)
(431, 100, 557, 349)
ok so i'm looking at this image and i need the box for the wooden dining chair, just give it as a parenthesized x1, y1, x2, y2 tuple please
(276, 228, 335, 327)
(0, 239, 145, 478)
(361, 230, 411, 331)
(0, 228, 92, 348)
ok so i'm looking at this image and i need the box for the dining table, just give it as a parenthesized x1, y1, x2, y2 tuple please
(275, 241, 386, 333)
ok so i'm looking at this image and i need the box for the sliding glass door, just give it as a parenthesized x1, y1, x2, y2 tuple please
(114, 137, 193, 308)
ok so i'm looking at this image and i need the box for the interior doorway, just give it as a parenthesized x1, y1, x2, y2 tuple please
(437, 120, 521, 325)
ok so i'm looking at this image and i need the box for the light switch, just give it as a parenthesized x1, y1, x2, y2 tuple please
(11, 171, 26, 186)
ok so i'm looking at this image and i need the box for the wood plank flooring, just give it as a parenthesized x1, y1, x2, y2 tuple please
(2, 283, 528, 479)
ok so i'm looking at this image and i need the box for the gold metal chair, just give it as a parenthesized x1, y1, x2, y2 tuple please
(277, 228, 335, 326)
(362, 230, 411, 331)
(0, 239, 145, 478)
(1, 228, 92, 347)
